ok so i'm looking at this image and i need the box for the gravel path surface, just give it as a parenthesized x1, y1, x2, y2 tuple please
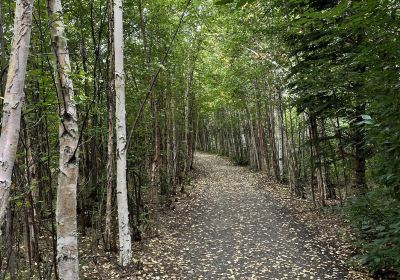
(137, 153, 351, 279)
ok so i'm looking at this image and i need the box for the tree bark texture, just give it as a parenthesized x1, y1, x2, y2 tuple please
(48, 0, 80, 278)
(114, 0, 132, 266)
(0, 0, 34, 229)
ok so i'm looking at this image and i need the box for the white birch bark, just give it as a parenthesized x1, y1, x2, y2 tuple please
(47, 0, 80, 278)
(114, 0, 132, 266)
(0, 0, 34, 229)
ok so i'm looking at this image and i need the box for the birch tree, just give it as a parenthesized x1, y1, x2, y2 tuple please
(48, 0, 80, 278)
(114, 0, 132, 266)
(0, 0, 34, 228)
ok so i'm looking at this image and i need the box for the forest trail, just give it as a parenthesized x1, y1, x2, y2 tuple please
(137, 153, 351, 280)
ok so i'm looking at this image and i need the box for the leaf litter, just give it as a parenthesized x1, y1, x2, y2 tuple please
(80, 152, 371, 279)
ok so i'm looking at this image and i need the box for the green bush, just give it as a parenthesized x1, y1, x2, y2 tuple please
(345, 188, 400, 276)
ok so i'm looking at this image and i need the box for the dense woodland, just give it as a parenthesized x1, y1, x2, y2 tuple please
(0, 0, 399, 279)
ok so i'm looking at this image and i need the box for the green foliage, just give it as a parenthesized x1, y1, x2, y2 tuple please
(1, 0, 399, 276)
(214, 0, 256, 8)
(345, 190, 400, 275)
(201, 1, 400, 275)
(214, 0, 234, 4)
(284, 1, 400, 273)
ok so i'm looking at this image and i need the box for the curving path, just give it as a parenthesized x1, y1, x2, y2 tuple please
(137, 153, 351, 280)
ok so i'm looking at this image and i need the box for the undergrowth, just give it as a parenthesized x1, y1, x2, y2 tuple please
(345, 188, 400, 278)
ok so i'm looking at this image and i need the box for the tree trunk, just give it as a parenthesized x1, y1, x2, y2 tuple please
(282, 109, 303, 198)
(0, 0, 5, 96)
(104, 0, 115, 252)
(5, 207, 15, 279)
(274, 92, 284, 181)
(255, 105, 266, 170)
(149, 90, 160, 221)
(171, 94, 178, 189)
(22, 116, 39, 265)
(0, 0, 34, 229)
(309, 115, 326, 206)
(114, 0, 132, 266)
(184, 77, 190, 175)
(265, 101, 278, 179)
(48, 0, 80, 278)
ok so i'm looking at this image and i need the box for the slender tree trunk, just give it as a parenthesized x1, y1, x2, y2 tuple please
(0, 0, 34, 228)
(249, 116, 259, 169)
(264, 81, 280, 179)
(184, 81, 190, 173)
(48, 0, 80, 278)
(114, 0, 132, 266)
(255, 96, 267, 170)
(309, 123, 317, 208)
(183, 67, 192, 178)
(0, 0, 5, 96)
(188, 69, 196, 171)
(265, 101, 278, 178)
(22, 116, 39, 264)
(310, 115, 326, 206)
(244, 99, 259, 169)
(274, 92, 284, 181)
(166, 76, 173, 186)
(282, 109, 303, 197)
(5, 207, 15, 279)
(104, 0, 115, 252)
(192, 113, 199, 166)
(335, 117, 350, 197)
(171, 95, 178, 190)
(149, 91, 160, 221)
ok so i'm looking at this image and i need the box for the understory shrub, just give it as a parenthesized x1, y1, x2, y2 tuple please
(345, 188, 400, 277)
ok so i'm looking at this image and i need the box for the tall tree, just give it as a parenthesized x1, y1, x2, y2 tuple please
(105, 0, 115, 252)
(48, 0, 80, 278)
(114, 0, 132, 266)
(0, 0, 34, 228)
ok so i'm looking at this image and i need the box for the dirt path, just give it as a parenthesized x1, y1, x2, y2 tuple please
(136, 153, 352, 279)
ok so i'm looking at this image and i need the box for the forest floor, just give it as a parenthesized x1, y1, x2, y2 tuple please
(81, 153, 371, 280)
